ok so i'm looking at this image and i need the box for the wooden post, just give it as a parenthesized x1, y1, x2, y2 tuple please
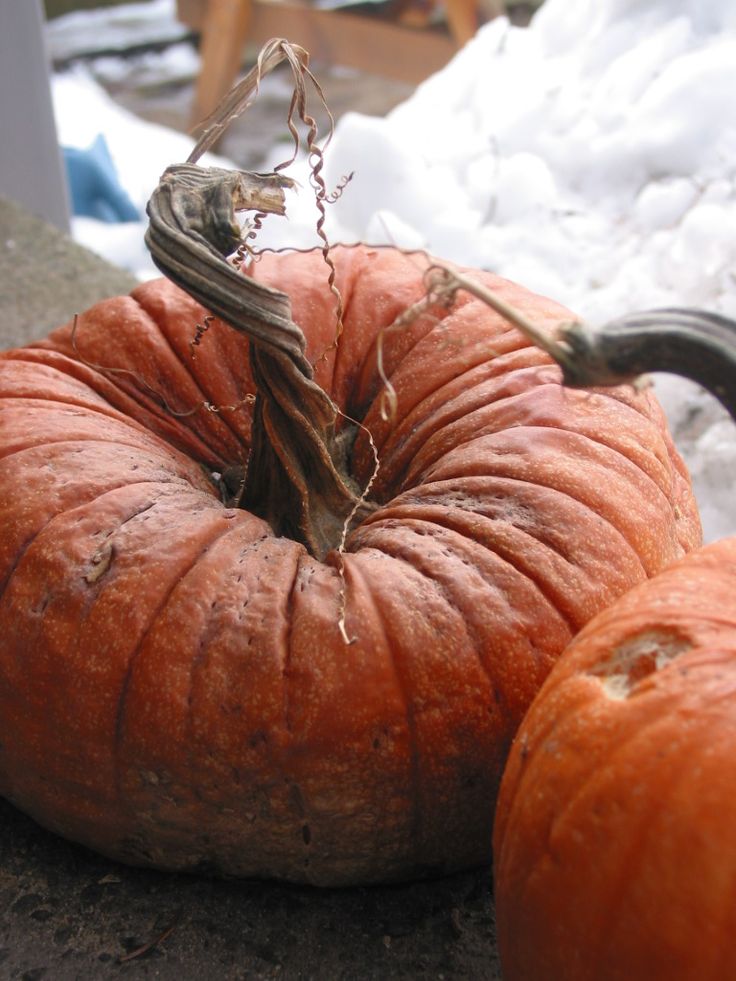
(0, 0, 70, 231)
(191, 0, 253, 128)
(444, 0, 480, 45)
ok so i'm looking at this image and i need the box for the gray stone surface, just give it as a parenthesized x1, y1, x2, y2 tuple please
(0, 199, 502, 981)
(0, 798, 499, 980)
(0, 195, 137, 348)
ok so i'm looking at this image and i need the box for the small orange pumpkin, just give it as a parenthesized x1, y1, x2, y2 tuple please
(494, 309, 736, 978)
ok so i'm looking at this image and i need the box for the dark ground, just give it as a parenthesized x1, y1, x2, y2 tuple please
(0, 797, 500, 980)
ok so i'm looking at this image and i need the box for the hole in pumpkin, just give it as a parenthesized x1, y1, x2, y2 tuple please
(591, 629, 691, 700)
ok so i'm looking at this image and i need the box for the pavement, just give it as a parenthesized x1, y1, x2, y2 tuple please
(0, 195, 137, 347)
(0, 196, 503, 980)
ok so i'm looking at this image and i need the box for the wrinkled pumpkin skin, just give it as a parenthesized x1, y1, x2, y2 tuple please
(0, 246, 700, 885)
(494, 538, 736, 980)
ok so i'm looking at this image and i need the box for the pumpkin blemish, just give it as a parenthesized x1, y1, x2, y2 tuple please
(592, 630, 691, 700)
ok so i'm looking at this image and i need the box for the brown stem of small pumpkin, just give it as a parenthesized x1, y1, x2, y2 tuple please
(145, 40, 366, 560)
(556, 310, 736, 419)
(433, 266, 736, 419)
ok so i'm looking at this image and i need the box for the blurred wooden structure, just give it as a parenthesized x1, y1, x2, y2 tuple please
(177, 0, 494, 126)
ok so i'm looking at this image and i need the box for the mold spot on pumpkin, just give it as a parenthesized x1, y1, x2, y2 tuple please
(591, 629, 692, 700)
(84, 542, 114, 584)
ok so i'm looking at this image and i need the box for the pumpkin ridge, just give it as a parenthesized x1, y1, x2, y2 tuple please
(178, 529, 285, 809)
(413, 416, 679, 510)
(44, 306, 216, 414)
(373, 356, 555, 460)
(372, 474, 645, 577)
(339, 545, 519, 872)
(0, 358, 143, 420)
(403, 383, 680, 500)
(113, 513, 246, 809)
(363, 514, 579, 663)
(343, 551, 428, 863)
(0, 434, 214, 503)
(369, 528, 494, 675)
(44, 301, 247, 468)
(350, 272, 472, 420)
(354, 320, 539, 476)
(0, 473, 210, 597)
(373, 507, 599, 638)
(356, 264, 564, 424)
(0, 401, 215, 464)
(0, 486, 238, 831)
(281, 549, 305, 736)
(181, 533, 274, 718)
(361, 362, 558, 496)
(351, 264, 574, 442)
(356, 475, 651, 653)
(422, 427, 686, 575)
(3, 349, 225, 466)
(360, 527, 510, 704)
(128, 291, 251, 456)
(336, 552, 419, 827)
(536, 401, 684, 499)
(373, 588, 424, 869)
(579, 380, 660, 419)
(1, 390, 169, 443)
(29, 345, 230, 468)
(354, 536, 545, 744)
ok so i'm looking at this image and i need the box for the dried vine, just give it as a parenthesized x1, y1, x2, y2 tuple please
(431, 265, 736, 417)
(145, 40, 374, 560)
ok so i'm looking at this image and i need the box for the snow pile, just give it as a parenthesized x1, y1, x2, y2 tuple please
(51, 0, 736, 540)
(87, 41, 200, 89)
(261, 0, 736, 542)
(267, 0, 736, 324)
(46, 0, 187, 62)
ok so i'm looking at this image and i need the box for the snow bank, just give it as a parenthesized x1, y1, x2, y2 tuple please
(258, 0, 736, 541)
(268, 0, 736, 322)
(46, 0, 187, 62)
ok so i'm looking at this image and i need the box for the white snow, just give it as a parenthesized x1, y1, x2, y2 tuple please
(50, 0, 736, 541)
(46, 0, 188, 62)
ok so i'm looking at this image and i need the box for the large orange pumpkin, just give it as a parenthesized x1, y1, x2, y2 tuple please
(493, 309, 736, 978)
(0, 157, 700, 885)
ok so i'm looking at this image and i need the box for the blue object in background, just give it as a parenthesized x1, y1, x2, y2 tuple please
(63, 133, 140, 223)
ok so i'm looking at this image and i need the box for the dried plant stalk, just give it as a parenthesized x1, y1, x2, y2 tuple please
(432, 264, 736, 417)
(145, 40, 370, 560)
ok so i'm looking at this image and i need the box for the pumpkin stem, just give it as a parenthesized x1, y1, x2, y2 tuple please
(144, 41, 366, 560)
(436, 266, 736, 418)
(555, 310, 736, 419)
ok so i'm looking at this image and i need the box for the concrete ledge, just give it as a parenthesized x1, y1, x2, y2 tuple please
(0, 195, 138, 348)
